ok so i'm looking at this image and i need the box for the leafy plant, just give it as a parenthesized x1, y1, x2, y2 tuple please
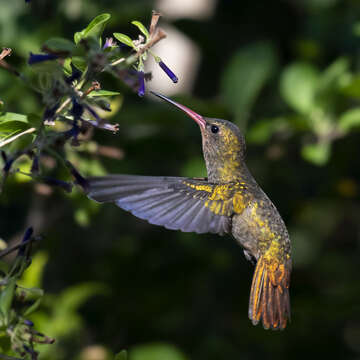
(0, 9, 179, 359)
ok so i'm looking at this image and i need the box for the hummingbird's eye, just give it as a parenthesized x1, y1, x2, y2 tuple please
(211, 125, 219, 134)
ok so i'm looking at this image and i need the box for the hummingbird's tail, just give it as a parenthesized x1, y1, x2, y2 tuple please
(248, 256, 291, 330)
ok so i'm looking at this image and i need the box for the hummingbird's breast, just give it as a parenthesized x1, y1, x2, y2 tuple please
(231, 185, 291, 261)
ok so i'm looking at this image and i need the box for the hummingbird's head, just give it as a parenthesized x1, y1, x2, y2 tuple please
(151, 91, 247, 182)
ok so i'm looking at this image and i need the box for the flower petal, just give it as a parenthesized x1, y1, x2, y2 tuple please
(28, 52, 58, 65)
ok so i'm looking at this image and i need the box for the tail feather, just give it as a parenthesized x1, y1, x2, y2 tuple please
(249, 256, 291, 330)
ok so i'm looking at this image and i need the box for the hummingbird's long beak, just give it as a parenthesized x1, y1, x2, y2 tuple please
(151, 91, 206, 129)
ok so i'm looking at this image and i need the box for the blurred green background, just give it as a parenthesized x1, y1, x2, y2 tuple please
(1, 0, 360, 359)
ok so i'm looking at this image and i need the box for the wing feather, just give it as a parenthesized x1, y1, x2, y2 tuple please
(87, 175, 245, 235)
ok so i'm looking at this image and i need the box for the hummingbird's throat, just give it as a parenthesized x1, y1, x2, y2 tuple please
(203, 143, 246, 183)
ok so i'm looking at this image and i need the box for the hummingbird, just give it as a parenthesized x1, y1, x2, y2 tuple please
(86, 92, 292, 330)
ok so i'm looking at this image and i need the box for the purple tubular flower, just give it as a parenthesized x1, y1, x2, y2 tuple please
(24, 319, 34, 327)
(31, 156, 39, 175)
(81, 104, 119, 132)
(103, 37, 115, 50)
(158, 61, 178, 83)
(138, 71, 145, 97)
(43, 103, 60, 125)
(85, 120, 119, 132)
(28, 52, 58, 65)
(63, 122, 80, 146)
(98, 123, 119, 132)
(23, 345, 38, 358)
(43, 177, 73, 193)
(65, 64, 82, 84)
(2, 151, 14, 173)
(83, 103, 99, 120)
(1, 151, 7, 163)
(116, 69, 139, 91)
(70, 98, 84, 119)
(3, 159, 14, 172)
(18, 227, 34, 257)
(66, 160, 89, 191)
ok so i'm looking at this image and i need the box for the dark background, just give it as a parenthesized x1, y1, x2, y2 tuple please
(1, 0, 360, 359)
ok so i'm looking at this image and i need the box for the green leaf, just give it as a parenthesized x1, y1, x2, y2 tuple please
(131, 21, 149, 39)
(0, 260, 9, 274)
(63, 58, 73, 76)
(85, 13, 111, 41)
(56, 283, 106, 312)
(0, 112, 28, 123)
(247, 117, 290, 144)
(0, 334, 11, 353)
(74, 208, 90, 227)
(0, 278, 16, 323)
(87, 97, 111, 112)
(221, 42, 278, 130)
(353, 22, 360, 36)
(340, 74, 360, 98)
(280, 62, 320, 115)
(23, 297, 43, 317)
(0, 113, 31, 140)
(72, 56, 87, 73)
(338, 108, 360, 133)
(87, 90, 121, 97)
(113, 33, 135, 49)
(43, 37, 75, 53)
(27, 114, 42, 128)
(28, 58, 63, 76)
(74, 31, 84, 45)
(115, 350, 128, 360)
(74, 13, 111, 44)
(302, 142, 330, 166)
(318, 57, 349, 92)
(130, 343, 188, 360)
(16, 286, 44, 301)
(315, 58, 351, 113)
(19, 251, 48, 288)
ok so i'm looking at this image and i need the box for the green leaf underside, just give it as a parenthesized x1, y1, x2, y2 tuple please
(113, 33, 135, 48)
(338, 108, 360, 132)
(72, 57, 87, 72)
(0, 113, 30, 139)
(87, 90, 121, 97)
(0, 112, 28, 123)
(131, 21, 149, 39)
(74, 13, 111, 44)
(302, 143, 330, 166)
(247, 117, 290, 144)
(221, 42, 278, 131)
(43, 37, 75, 53)
(280, 62, 320, 114)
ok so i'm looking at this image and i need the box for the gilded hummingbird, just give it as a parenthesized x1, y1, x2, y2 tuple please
(86, 92, 292, 330)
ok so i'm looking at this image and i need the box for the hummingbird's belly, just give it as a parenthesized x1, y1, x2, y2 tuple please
(231, 198, 290, 260)
(231, 210, 261, 258)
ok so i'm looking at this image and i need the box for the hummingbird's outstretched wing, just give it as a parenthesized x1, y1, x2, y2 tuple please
(86, 175, 249, 235)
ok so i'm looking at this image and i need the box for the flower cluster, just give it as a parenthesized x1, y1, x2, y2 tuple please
(0, 9, 180, 359)
(0, 228, 55, 359)
(1, 10, 177, 197)
(113, 10, 178, 96)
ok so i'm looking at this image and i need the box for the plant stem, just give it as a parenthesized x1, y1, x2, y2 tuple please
(0, 128, 36, 148)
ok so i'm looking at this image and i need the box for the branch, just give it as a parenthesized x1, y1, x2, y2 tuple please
(0, 128, 36, 148)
